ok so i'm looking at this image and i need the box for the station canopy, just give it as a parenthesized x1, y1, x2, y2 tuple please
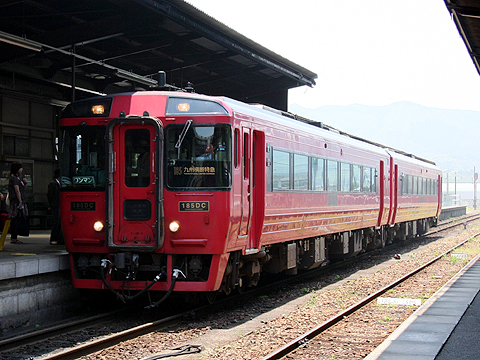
(0, 0, 317, 110)
(445, 0, 480, 77)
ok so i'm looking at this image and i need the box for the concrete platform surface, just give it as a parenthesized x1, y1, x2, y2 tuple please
(366, 256, 480, 360)
(0, 230, 68, 281)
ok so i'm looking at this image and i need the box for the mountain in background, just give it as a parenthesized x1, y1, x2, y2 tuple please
(288, 102, 480, 178)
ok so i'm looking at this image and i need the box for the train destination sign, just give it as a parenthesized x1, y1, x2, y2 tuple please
(179, 201, 209, 212)
(174, 166, 215, 175)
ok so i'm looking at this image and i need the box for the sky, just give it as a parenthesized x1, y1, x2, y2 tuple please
(186, 0, 480, 112)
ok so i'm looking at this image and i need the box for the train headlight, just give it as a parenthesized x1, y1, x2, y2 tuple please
(169, 221, 180, 233)
(93, 221, 104, 232)
(91, 104, 105, 115)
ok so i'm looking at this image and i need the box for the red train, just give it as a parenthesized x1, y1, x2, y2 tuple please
(59, 91, 442, 303)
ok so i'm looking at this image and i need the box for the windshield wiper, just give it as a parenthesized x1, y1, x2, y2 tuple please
(175, 119, 193, 149)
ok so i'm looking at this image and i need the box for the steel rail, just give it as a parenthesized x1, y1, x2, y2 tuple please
(261, 230, 480, 360)
(0, 309, 130, 353)
(42, 215, 480, 360)
(40, 312, 188, 360)
(2, 214, 478, 358)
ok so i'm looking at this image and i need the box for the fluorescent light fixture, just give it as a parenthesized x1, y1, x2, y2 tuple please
(116, 69, 157, 86)
(0, 30, 42, 52)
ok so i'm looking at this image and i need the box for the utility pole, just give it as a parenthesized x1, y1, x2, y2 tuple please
(474, 167, 477, 210)
(447, 172, 450, 206)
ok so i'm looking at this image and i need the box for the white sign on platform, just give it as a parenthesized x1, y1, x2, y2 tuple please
(451, 253, 468, 259)
(377, 297, 422, 306)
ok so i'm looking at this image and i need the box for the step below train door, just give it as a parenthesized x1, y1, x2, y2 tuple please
(106, 117, 164, 250)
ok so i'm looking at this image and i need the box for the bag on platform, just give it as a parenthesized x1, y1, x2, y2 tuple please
(13, 209, 29, 237)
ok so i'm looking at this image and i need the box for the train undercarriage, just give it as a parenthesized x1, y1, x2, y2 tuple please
(218, 217, 437, 296)
(72, 217, 436, 304)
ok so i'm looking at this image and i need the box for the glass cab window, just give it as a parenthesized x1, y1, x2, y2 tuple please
(60, 125, 106, 190)
(166, 123, 231, 189)
(125, 129, 151, 187)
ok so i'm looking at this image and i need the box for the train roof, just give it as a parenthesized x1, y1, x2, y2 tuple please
(220, 97, 438, 168)
(64, 90, 439, 171)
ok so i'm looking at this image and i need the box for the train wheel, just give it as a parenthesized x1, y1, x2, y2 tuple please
(237, 277, 246, 294)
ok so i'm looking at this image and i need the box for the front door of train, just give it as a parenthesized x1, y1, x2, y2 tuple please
(239, 127, 252, 239)
(106, 118, 164, 250)
(239, 128, 265, 253)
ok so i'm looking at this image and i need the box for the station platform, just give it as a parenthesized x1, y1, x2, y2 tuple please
(0, 230, 76, 337)
(366, 254, 480, 360)
(0, 230, 68, 281)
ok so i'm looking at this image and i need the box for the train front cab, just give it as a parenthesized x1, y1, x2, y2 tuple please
(60, 94, 243, 295)
(59, 105, 167, 292)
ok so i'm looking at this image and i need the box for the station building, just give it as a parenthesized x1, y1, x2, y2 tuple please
(0, 0, 317, 223)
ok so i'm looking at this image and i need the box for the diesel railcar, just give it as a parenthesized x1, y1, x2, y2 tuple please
(59, 91, 441, 302)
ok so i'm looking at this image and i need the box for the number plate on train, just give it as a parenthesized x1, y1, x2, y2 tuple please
(179, 201, 209, 212)
(71, 201, 96, 211)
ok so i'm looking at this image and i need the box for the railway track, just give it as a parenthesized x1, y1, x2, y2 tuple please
(261, 230, 480, 359)
(1, 214, 478, 360)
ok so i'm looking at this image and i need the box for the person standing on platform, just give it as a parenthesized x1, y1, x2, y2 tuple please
(9, 163, 28, 244)
(47, 169, 63, 245)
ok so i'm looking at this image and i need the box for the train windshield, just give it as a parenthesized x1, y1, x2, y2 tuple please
(166, 123, 232, 189)
(59, 125, 106, 190)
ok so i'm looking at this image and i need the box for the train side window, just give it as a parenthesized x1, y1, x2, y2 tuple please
(234, 128, 239, 168)
(293, 154, 308, 190)
(362, 167, 371, 192)
(243, 132, 249, 179)
(408, 175, 413, 195)
(352, 165, 361, 192)
(423, 178, 427, 195)
(312, 157, 325, 191)
(327, 160, 338, 192)
(372, 168, 377, 193)
(413, 176, 418, 195)
(273, 149, 290, 190)
(340, 163, 351, 192)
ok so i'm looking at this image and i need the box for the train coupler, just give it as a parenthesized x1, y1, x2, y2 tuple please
(145, 268, 185, 309)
